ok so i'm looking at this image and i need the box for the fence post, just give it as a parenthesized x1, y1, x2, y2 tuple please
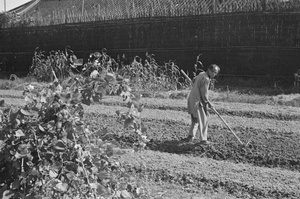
(212, 0, 216, 13)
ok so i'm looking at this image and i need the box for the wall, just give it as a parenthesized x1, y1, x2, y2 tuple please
(0, 12, 300, 83)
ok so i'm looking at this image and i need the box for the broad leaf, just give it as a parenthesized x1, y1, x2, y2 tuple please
(49, 170, 58, 178)
(24, 193, 43, 199)
(60, 92, 71, 103)
(9, 108, 19, 123)
(121, 190, 132, 199)
(20, 109, 33, 116)
(81, 88, 93, 105)
(0, 99, 4, 107)
(0, 110, 3, 123)
(2, 190, 14, 199)
(40, 95, 47, 103)
(53, 140, 66, 152)
(18, 144, 29, 155)
(11, 179, 20, 190)
(15, 129, 25, 137)
(96, 184, 108, 195)
(24, 96, 33, 104)
(65, 171, 76, 180)
(89, 183, 97, 189)
(14, 119, 21, 128)
(38, 125, 45, 132)
(90, 70, 99, 79)
(55, 84, 63, 94)
(105, 72, 116, 82)
(79, 136, 88, 144)
(92, 93, 102, 102)
(31, 168, 39, 176)
(0, 185, 7, 199)
(97, 171, 110, 180)
(124, 118, 134, 128)
(134, 187, 143, 197)
(0, 140, 6, 151)
(54, 182, 68, 193)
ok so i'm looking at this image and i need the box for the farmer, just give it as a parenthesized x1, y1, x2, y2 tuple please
(185, 64, 220, 144)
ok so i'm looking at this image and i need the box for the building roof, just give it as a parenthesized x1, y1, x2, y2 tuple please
(8, 0, 40, 15)
(3, 0, 300, 27)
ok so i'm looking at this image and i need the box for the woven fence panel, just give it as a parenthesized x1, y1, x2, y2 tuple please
(1, 12, 300, 79)
(2, 0, 300, 27)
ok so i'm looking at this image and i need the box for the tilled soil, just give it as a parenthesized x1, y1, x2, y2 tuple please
(119, 151, 300, 199)
(1, 90, 300, 121)
(97, 101, 300, 121)
(2, 90, 300, 198)
(3, 93, 300, 171)
(87, 113, 300, 172)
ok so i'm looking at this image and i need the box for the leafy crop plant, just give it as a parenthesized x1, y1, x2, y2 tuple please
(0, 71, 148, 198)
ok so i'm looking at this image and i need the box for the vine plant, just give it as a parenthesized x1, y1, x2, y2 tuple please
(0, 70, 148, 198)
(117, 89, 149, 152)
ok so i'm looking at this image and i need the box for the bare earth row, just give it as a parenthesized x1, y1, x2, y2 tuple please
(3, 96, 300, 133)
(1, 89, 300, 121)
(86, 112, 300, 172)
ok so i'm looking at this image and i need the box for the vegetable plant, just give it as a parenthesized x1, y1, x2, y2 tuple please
(0, 70, 147, 198)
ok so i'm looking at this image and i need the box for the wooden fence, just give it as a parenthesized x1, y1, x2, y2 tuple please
(0, 12, 300, 85)
(2, 0, 300, 28)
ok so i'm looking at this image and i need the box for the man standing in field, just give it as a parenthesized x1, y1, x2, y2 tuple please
(184, 64, 220, 144)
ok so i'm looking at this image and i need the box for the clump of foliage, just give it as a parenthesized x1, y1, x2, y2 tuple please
(29, 47, 189, 93)
(29, 47, 78, 82)
(117, 90, 149, 152)
(81, 50, 188, 92)
(119, 54, 185, 91)
(0, 69, 148, 198)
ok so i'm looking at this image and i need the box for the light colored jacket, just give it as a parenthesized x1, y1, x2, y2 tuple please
(187, 72, 210, 118)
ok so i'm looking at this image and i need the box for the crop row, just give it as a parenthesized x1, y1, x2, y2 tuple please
(1, 91, 300, 121)
(3, 96, 300, 170)
(119, 150, 300, 199)
(4, 96, 297, 134)
(86, 112, 300, 172)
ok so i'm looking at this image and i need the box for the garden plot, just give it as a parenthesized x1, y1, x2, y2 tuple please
(86, 111, 300, 171)
(119, 151, 300, 199)
(1, 90, 300, 198)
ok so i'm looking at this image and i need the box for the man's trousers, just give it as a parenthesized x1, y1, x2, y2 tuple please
(188, 105, 208, 141)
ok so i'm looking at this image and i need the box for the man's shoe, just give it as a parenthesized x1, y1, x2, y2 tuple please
(182, 135, 194, 142)
(199, 140, 210, 145)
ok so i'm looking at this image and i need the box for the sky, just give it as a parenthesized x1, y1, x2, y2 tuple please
(0, 0, 31, 12)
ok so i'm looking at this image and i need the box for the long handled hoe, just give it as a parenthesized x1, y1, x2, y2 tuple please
(181, 70, 251, 146)
(210, 107, 244, 145)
